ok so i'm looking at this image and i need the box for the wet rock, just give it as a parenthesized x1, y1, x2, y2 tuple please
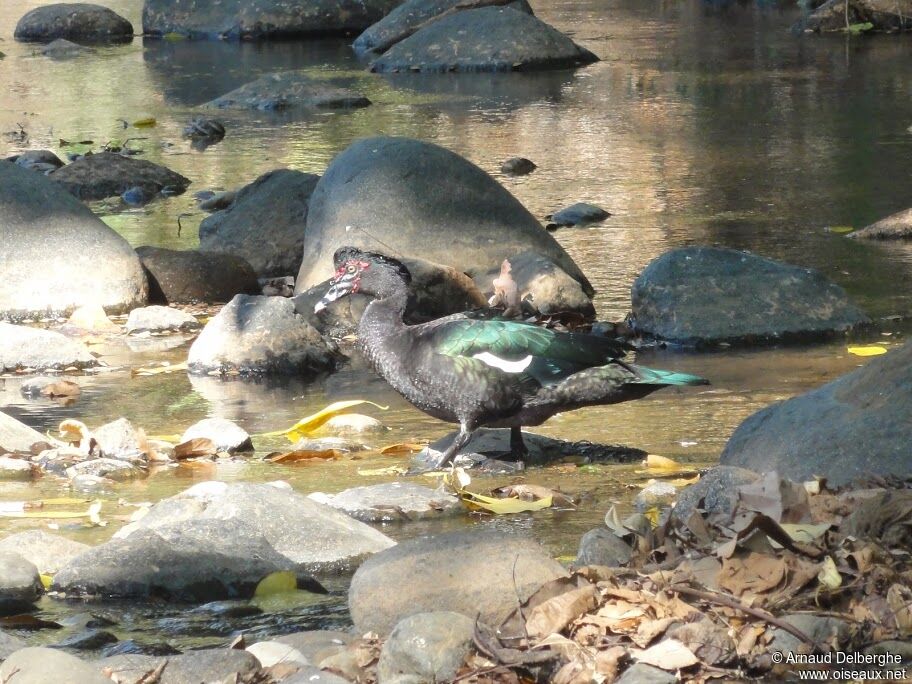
(247, 640, 310, 668)
(136, 246, 260, 304)
(126, 305, 200, 333)
(0, 630, 27, 659)
(114, 481, 394, 572)
(353, 0, 533, 55)
(35, 446, 91, 476)
(193, 600, 263, 618)
(0, 410, 46, 453)
(204, 72, 371, 111)
(97, 649, 260, 683)
(101, 639, 181, 657)
(295, 137, 591, 298)
(53, 629, 118, 650)
(0, 323, 96, 373)
(414, 427, 646, 468)
(6, 149, 65, 170)
(0, 530, 90, 574)
(50, 152, 189, 201)
(93, 417, 149, 461)
(548, 202, 610, 228)
(349, 529, 567, 634)
(370, 7, 598, 73)
(310, 482, 462, 522)
(0, 647, 111, 683)
(634, 480, 678, 511)
(180, 418, 252, 452)
(183, 117, 225, 143)
(796, 0, 912, 32)
(199, 169, 319, 277)
(14, 3, 133, 43)
(720, 340, 912, 485)
(70, 474, 114, 491)
(198, 189, 236, 212)
(616, 663, 677, 684)
(0, 552, 41, 602)
(630, 247, 870, 346)
(65, 303, 120, 333)
(849, 207, 912, 240)
(576, 527, 633, 567)
(378, 612, 475, 682)
(0, 162, 148, 321)
(0, 456, 32, 480)
(40, 38, 93, 58)
(66, 457, 144, 481)
(274, 630, 354, 665)
(501, 156, 536, 175)
(188, 294, 340, 376)
(672, 466, 759, 522)
(142, 0, 401, 39)
(315, 413, 387, 436)
(120, 185, 155, 206)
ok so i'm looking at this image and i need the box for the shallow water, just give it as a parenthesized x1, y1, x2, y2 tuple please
(1, 0, 912, 652)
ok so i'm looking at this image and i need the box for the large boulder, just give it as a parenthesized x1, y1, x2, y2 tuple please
(796, 0, 912, 32)
(720, 341, 912, 485)
(0, 323, 96, 372)
(142, 0, 401, 39)
(0, 162, 147, 320)
(348, 530, 567, 634)
(203, 72, 371, 111)
(136, 246, 260, 304)
(188, 294, 340, 375)
(14, 3, 134, 43)
(0, 647, 111, 684)
(199, 169, 319, 277)
(353, 0, 533, 56)
(50, 152, 190, 201)
(630, 247, 870, 346)
(369, 7, 598, 73)
(849, 207, 912, 240)
(295, 137, 592, 299)
(0, 410, 46, 453)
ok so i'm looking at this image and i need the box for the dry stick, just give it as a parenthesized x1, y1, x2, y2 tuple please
(669, 584, 827, 654)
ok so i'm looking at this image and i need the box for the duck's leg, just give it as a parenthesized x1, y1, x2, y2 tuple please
(509, 426, 529, 461)
(430, 425, 473, 469)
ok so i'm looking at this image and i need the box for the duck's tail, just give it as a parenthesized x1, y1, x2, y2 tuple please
(632, 365, 709, 386)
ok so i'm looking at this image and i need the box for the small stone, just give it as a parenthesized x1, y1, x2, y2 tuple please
(0, 530, 90, 574)
(501, 157, 537, 175)
(311, 482, 461, 523)
(616, 663, 677, 684)
(66, 458, 143, 481)
(0, 455, 33, 480)
(575, 527, 633, 568)
(634, 481, 678, 511)
(548, 202, 610, 227)
(378, 612, 475, 683)
(53, 628, 118, 650)
(125, 305, 200, 333)
(0, 323, 96, 372)
(315, 413, 387, 436)
(246, 640, 310, 668)
(93, 417, 148, 461)
(0, 551, 42, 602)
(121, 186, 154, 206)
(180, 418, 252, 453)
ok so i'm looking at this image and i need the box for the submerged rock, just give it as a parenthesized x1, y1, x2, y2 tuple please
(66, 457, 144, 481)
(142, 0, 401, 39)
(204, 72, 371, 111)
(548, 202, 610, 227)
(0, 530, 90, 575)
(199, 169, 319, 277)
(188, 295, 340, 376)
(180, 418, 252, 452)
(369, 7, 598, 73)
(6, 149, 65, 170)
(125, 305, 200, 333)
(796, 0, 912, 33)
(501, 156, 537, 175)
(720, 340, 912, 485)
(0, 323, 96, 373)
(349, 529, 567, 633)
(630, 246, 870, 346)
(377, 612, 476, 682)
(40, 38, 93, 58)
(295, 137, 591, 299)
(849, 207, 912, 240)
(0, 162, 148, 321)
(50, 152, 190, 201)
(0, 647, 111, 684)
(136, 246, 260, 304)
(14, 3, 134, 43)
(310, 482, 462, 522)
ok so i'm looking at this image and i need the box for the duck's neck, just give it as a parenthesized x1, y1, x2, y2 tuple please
(357, 284, 410, 374)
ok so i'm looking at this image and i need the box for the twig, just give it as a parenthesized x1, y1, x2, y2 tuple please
(511, 554, 530, 646)
(669, 584, 827, 653)
(134, 660, 168, 684)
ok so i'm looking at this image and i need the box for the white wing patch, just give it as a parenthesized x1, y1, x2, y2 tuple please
(473, 352, 533, 373)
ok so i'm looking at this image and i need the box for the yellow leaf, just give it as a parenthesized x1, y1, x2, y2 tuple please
(380, 442, 426, 456)
(39, 574, 53, 590)
(132, 117, 156, 127)
(643, 506, 660, 528)
(254, 570, 297, 597)
(643, 454, 686, 472)
(266, 449, 343, 463)
(461, 490, 552, 514)
(262, 400, 389, 442)
(780, 522, 831, 543)
(848, 345, 887, 357)
(817, 556, 842, 590)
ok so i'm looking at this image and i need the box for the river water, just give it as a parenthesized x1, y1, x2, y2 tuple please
(1, 0, 911, 650)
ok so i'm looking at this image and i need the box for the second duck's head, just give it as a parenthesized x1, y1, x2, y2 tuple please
(314, 246, 412, 313)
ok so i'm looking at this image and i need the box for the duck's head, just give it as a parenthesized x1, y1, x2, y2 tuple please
(314, 246, 412, 313)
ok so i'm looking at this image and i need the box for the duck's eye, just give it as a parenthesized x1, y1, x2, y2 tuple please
(345, 264, 357, 275)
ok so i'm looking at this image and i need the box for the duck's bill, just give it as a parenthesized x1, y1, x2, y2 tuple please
(313, 281, 350, 313)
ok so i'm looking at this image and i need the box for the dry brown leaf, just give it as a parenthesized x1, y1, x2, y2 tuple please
(719, 552, 787, 597)
(735, 624, 766, 657)
(631, 617, 678, 648)
(493, 483, 576, 508)
(173, 437, 217, 460)
(42, 380, 81, 398)
(671, 619, 737, 666)
(633, 638, 698, 670)
(888, 583, 912, 635)
(594, 646, 627, 679)
(525, 585, 599, 640)
(266, 449, 344, 463)
(592, 600, 646, 633)
(737, 471, 810, 524)
(551, 660, 595, 684)
(379, 442, 427, 456)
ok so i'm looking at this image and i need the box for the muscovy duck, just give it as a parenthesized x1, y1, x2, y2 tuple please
(314, 247, 708, 469)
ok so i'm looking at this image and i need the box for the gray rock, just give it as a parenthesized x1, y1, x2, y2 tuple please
(311, 482, 462, 523)
(549, 202, 610, 227)
(204, 72, 371, 111)
(501, 157, 536, 175)
(0, 323, 96, 372)
(93, 417, 148, 461)
(349, 530, 567, 634)
(634, 480, 678, 511)
(0, 456, 32, 480)
(6, 149, 65, 169)
(115, 481, 395, 573)
(377, 612, 475, 682)
(199, 169, 318, 277)
(65, 457, 143, 481)
(97, 649, 260, 684)
(40, 38, 93, 58)
(316, 414, 387, 436)
(720, 341, 912, 485)
(126, 305, 199, 333)
(246, 640, 309, 667)
(279, 666, 351, 684)
(50, 152, 189, 201)
(35, 446, 91, 476)
(136, 246, 260, 304)
(274, 630, 354, 665)
(369, 7, 598, 73)
(188, 294, 340, 375)
(142, 0, 401, 39)
(353, 0, 533, 55)
(0, 162, 148, 321)
(0, 530, 90, 574)
(575, 527, 633, 567)
(295, 137, 592, 298)
(0, 551, 41, 602)
(796, 0, 912, 32)
(850, 207, 912, 240)
(180, 417, 252, 452)
(616, 663, 677, 684)
(630, 247, 870, 346)
(0, 410, 46, 453)
(53, 629, 117, 650)
(0, 647, 111, 683)
(14, 3, 133, 43)
(0, 630, 27, 660)
(768, 614, 848, 658)
(672, 466, 759, 522)
(198, 189, 236, 212)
